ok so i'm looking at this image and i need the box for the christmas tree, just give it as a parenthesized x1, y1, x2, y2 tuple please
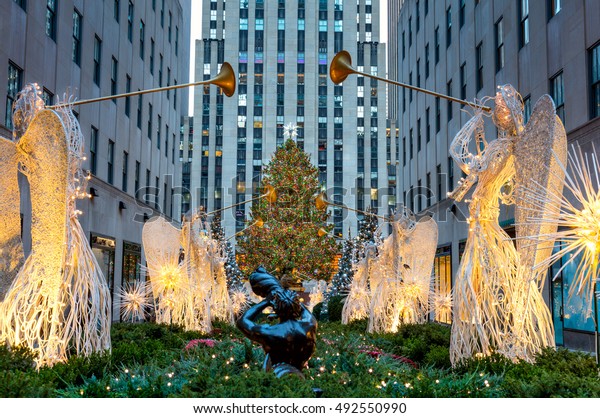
(210, 213, 246, 291)
(238, 128, 338, 283)
(326, 232, 356, 298)
(355, 208, 381, 259)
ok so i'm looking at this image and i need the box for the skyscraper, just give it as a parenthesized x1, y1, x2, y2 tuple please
(192, 0, 390, 240)
(1, 0, 191, 318)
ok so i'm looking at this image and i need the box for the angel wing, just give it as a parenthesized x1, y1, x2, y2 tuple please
(0, 136, 23, 301)
(400, 216, 438, 284)
(142, 216, 182, 267)
(514, 95, 567, 283)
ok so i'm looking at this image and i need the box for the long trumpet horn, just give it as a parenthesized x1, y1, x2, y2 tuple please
(314, 192, 388, 221)
(47, 62, 236, 109)
(330, 50, 491, 113)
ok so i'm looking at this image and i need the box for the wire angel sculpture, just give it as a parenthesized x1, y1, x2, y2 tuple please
(303, 279, 328, 312)
(0, 84, 111, 367)
(448, 85, 566, 365)
(341, 243, 375, 324)
(368, 207, 438, 333)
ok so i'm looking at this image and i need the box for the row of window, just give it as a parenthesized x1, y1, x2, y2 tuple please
(89, 124, 175, 208)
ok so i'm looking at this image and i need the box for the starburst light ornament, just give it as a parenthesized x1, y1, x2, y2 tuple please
(283, 123, 298, 141)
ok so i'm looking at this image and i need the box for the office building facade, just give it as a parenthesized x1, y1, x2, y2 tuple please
(192, 0, 391, 240)
(394, 0, 600, 350)
(0, 0, 191, 319)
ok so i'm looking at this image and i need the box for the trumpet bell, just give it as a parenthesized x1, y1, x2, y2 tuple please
(212, 62, 236, 97)
(264, 185, 277, 204)
(315, 193, 329, 211)
(317, 228, 328, 237)
(330, 50, 356, 84)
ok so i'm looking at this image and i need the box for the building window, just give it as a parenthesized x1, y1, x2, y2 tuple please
(139, 21, 145, 60)
(168, 11, 172, 42)
(520, 0, 529, 48)
(93, 35, 101, 86)
(591, 43, 600, 119)
(408, 18, 412, 47)
(435, 27, 440, 64)
(436, 164, 442, 202)
(476, 42, 483, 92)
(434, 245, 452, 324)
(114, 0, 119, 22)
(145, 169, 151, 204)
(46, 0, 57, 41)
(122, 151, 128, 192)
(551, 71, 565, 124)
(402, 31, 405, 60)
(417, 118, 421, 151)
(127, 1, 133, 41)
(460, 63, 466, 103)
(523, 95, 531, 123)
(549, 0, 561, 19)
(448, 157, 454, 193)
(446, 7, 452, 48)
(14, 0, 26, 11)
(137, 91, 142, 129)
(90, 126, 98, 175)
(426, 107, 431, 143)
(409, 128, 413, 159)
(134, 161, 140, 198)
(495, 18, 504, 72)
(435, 97, 440, 133)
(108, 140, 115, 185)
(72, 10, 82, 66)
(150, 38, 155, 74)
(42, 88, 54, 106)
(459, 0, 465, 28)
(5, 62, 22, 130)
(125, 74, 131, 116)
(426, 172, 432, 207)
(157, 115, 161, 149)
(447, 80, 453, 121)
(110, 57, 118, 99)
(175, 26, 179, 55)
(147, 103, 153, 139)
(425, 43, 430, 78)
(161, 0, 165, 27)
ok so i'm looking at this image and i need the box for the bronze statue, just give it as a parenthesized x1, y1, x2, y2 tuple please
(236, 267, 317, 378)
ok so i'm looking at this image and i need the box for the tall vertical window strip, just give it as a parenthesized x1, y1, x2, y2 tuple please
(114, 0, 119, 22)
(111, 57, 118, 99)
(459, 0, 465, 28)
(72, 10, 82, 66)
(520, 0, 529, 48)
(93, 35, 102, 86)
(14, 0, 26, 11)
(460, 63, 466, 102)
(127, 1, 133, 42)
(446, 7, 452, 48)
(122, 151, 128, 192)
(46, 0, 57, 41)
(476, 42, 483, 92)
(139, 21, 145, 60)
(125, 75, 131, 116)
(108, 140, 115, 185)
(150, 39, 155, 74)
(591, 43, 600, 119)
(549, 0, 561, 18)
(551, 71, 565, 124)
(435, 27, 440, 64)
(5, 62, 22, 130)
(496, 18, 504, 72)
(90, 126, 98, 175)
(447, 80, 453, 121)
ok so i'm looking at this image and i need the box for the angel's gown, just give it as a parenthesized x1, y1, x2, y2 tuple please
(449, 137, 519, 365)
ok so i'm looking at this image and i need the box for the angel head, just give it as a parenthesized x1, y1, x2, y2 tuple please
(492, 84, 524, 136)
(12, 83, 45, 141)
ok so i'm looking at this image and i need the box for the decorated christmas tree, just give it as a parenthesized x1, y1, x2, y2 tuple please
(210, 213, 246, 291)
(238, 126, 338, 283)
(355, 208, 381, 259)
(326, 232, 356, 298)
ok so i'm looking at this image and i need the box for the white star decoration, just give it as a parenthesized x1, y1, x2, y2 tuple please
(283, 123, 298, 141)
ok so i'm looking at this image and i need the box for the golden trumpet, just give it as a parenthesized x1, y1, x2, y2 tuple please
(314, 192, 388, 221)
(330, 50, 491, 113)
(48, 62, 236, 109)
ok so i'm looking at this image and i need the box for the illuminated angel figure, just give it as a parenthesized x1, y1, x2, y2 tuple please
(449, 85, 566, 365)
(368, 207, 437, 333)
(341, 244, 375, 324)
(0, 85, 111, 367)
